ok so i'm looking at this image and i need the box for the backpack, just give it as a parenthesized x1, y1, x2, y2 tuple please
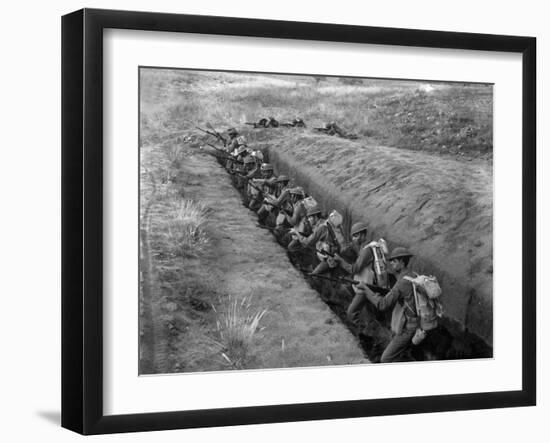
(403, 274, 443, 331)
(367, 239, 389, 288)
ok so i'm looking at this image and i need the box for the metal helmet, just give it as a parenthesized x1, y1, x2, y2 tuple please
(307, 206, 322, 217)
(289, 186, 305, 198)
(351, 222, 369, 236)
(260, 163, 274, 172)
(388, 247, 414, 261)
(236, 146, 247, 155)
(227, 127, 238, 135)
(237, 136, 247, 146)
(275, 175, 290, 184)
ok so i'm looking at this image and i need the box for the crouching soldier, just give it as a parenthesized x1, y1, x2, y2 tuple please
(272, 186, 307, 240)
(356, 247, 419, 363)
(257, 175, 290, 224)
(293, 208, 345, 276)
(333, 223, 390, 323)
(226, 127, 240, 152)
(235, 155, 257, 191)
(248, 163, 276, 211)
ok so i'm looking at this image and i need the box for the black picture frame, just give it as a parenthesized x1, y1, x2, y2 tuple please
(61, 8, 536, 435)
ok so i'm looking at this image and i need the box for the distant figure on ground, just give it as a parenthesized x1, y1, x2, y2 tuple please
(314, 121, 358, 140)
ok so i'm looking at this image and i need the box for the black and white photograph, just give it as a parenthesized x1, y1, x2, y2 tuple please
(139, 68, 494, 374)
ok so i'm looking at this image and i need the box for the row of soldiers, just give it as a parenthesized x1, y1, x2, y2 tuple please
(243, 116, 358, 139)
(199, 125, 450, 363)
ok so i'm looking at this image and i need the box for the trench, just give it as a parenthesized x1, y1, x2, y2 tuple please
(217, 145, 492, 362)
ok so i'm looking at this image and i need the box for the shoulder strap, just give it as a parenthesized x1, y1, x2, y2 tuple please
(325, 222, 341, 252)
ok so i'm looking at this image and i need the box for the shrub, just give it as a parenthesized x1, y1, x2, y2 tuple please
(166, 199, 210, 257)
(212, 296, 267, 369)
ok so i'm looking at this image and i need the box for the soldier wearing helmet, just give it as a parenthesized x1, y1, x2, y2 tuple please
(268, 186, 306, 239)
(333, 221, 381, 325)
(232, 155, 257, 190)
(293, 208, 345, 275)
(226, 145, 249, 175)
(248, 163, 277, 211)
(226, 127, 240, 152)
(356, 247, 420, 363)
(257, 175, 291, 223)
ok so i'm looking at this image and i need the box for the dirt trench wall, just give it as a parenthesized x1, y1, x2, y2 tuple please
(250, 130, 493, 347)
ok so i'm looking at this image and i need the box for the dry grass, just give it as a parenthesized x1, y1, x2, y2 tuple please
(165, 199, 210, 257)
(140, 68, 492, 159)
(211, 295, 268, 369)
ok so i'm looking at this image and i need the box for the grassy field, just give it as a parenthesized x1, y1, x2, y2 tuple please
(140, 68, 492, 160)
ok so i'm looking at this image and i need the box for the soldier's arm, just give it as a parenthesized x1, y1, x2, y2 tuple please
(299, 224, 325, 248)
(245, 166, 258, 179)
(360, 279, 403, 311)
(286, 202, 306, 226)
(351, 247, 374, 276)
(275, 189, 290, 206)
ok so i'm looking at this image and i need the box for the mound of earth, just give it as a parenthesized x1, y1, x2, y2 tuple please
(247, 129, 493, 347)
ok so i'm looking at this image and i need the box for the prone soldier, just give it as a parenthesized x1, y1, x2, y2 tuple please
(280, 117, 306, 128)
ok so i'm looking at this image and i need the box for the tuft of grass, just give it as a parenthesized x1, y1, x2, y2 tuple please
(211, 296, 267, 369)
(166, 199, 210, 257)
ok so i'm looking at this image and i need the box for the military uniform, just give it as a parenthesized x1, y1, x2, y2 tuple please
(361, 269, 419, 363)
(299, 220, 343, 275)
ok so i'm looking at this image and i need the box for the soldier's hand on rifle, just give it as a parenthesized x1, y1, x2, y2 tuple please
(356, 282, 374, 297)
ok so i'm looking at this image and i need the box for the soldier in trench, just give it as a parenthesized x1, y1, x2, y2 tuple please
(226, 127, 240, 152)
(248, 163, 277, 211)
(272, 186, 308, 242)
(355, 247, 420, 363)
(292, 207, 346, 276)
(257, 175, 290, 224)
(234, 155, 257, 191)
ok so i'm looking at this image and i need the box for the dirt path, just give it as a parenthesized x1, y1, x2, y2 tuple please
(139, 144, 367, 373)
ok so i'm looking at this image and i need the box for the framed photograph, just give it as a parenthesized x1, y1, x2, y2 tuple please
(61, 8, 536, 435)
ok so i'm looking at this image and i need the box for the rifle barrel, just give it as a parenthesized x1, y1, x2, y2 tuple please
(306, 273, 358, 285)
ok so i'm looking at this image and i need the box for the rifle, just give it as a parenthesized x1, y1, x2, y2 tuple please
(256, 224, 306, 235)
(247, 179, 268, 195)
(196, 124, 227, 145)
(306, 273, 389, 295)
(245, 122, 258, 126)
(313, 127, 328, 132)
(262, 199, 292, 215)
(205, 122, 227, 145)
(202, 143, 242, 165)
